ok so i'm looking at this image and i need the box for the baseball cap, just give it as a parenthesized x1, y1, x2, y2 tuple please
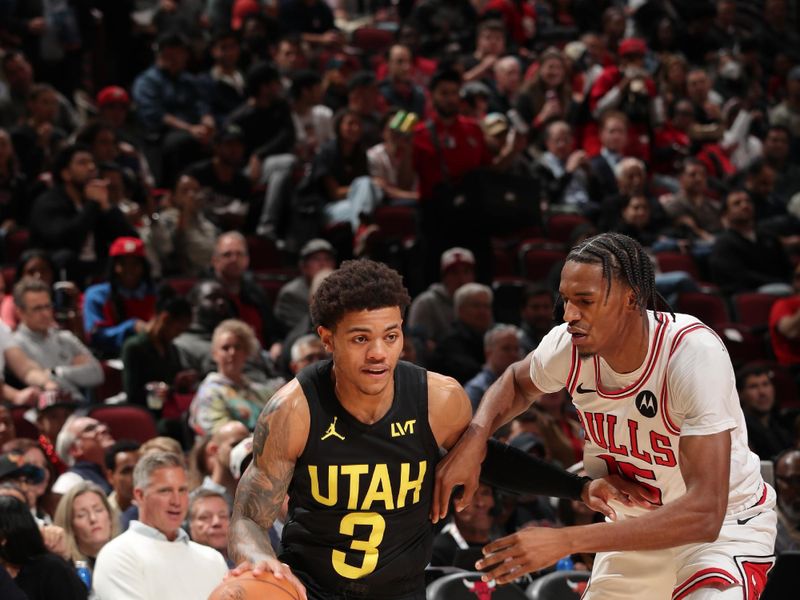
(618, 38, 647, 57)
(300, 238, 336, 260)
(460, 81, 491, 100)
(483, 113, 509, 137)
(229, 436, 253, 479)
(0, 453, 46, 484)
(232, 0, 261, 30)
(109, 236, 146, 258)
(440, 247, 475, 273)
(97, 86, 130, 108)
(215, 123, 245, 144)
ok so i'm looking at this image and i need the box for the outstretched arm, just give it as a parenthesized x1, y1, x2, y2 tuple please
(228, 381, 309, 598)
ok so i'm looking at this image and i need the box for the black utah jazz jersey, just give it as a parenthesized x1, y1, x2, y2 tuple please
(280, 359, 439, 599)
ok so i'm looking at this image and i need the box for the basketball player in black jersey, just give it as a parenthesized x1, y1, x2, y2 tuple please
(228, 259, 649, 600)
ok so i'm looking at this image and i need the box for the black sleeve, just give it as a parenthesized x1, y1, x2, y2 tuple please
(30, 193, 100, 250)
(480, 438, 590, 501)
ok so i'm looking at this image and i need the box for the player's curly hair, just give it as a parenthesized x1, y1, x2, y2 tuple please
(310, 259, 411, 329)
(566, 232, 674, 319)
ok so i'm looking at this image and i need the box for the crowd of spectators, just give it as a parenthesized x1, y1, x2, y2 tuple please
(1, 0, 800, 597)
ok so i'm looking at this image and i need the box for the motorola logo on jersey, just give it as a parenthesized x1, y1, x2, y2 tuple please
(635, 390, 658, 418)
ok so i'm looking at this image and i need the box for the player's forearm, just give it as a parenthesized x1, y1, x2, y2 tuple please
(473, 359, 536, 435)
(229, 517, 278, 564)
(564, 491, 726, 554)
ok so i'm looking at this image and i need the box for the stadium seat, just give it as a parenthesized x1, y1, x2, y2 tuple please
(655, 251, 701, 281)
(84, 404, 157, 444)
(426, 571, 528, 600)
(714, 324, 770, 366)
(545, 213, 590, 244)
(526, 570, 591, 600)
(732, 293, 780, 329)
(519, 243, 566, 283)
(351, 27, 395, 54)
(676, 292, 730, 328)
(10, 406, 39, 440)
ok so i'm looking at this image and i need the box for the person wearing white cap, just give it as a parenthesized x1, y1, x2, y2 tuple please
(407, 247, 475, 348)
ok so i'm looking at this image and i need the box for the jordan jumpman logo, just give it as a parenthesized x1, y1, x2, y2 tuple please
(321, 416, 345, 441)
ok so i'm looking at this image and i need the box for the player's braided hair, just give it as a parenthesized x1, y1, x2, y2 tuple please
(565, 232, 674, 319)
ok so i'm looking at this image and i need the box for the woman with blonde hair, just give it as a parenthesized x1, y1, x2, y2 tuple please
(53, 481, 118, 583)
(516, 48, 576, 131)
(189, 319, 284, 435)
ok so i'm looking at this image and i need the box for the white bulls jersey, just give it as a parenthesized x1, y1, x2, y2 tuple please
(531, 311, 764, 519)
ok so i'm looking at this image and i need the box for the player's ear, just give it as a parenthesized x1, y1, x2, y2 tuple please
(317, 325, 333, 351)
(625, 288, 638, 311)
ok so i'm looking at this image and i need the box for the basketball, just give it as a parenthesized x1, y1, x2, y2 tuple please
(208, 571, 301, 600)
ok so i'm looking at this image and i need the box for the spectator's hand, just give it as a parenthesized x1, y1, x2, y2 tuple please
(581, 474, 660, 521)
(40, 525, 69, 559)
(134, 319, 149, 334)
(477, 527, 569, 584)
(704, 101, 722, 122)
(229, 559, 307, 600)
(28, 17, 46, 35)
(36, 122, 53, 146)
(189, 124, 213, 145)
(85, 179, 111, 210)
(13, 386, 40, 406)
(43, 379, 60, 392)
(537, 98, 562, 123)
(566, 150, 587, 173)
(321, 30, 344, 47)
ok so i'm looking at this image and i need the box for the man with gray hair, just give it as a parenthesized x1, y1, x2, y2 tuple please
(52, 415, 115, 496)
(12, 278, 104, 401)
(464, 324, 521, 410)
(94, 452, 228, 599)
(188, 488, 232, 565)
(289, 333, 327, 374)
(431, 283, 493, 383)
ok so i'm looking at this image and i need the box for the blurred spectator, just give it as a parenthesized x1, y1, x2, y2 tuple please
(104, 441, 140, 518)
(0, 495, 87, 600)
(289, 334, 327, 375)
(0, 128, 29, 238)
(709, 189, 793, 296)
(274, 239, 336, 332)
(518, 48, 575, 132)
(409, 0, 478, 57)
(379, 45, 427, 118)
(132, 32, 214, 186)
(185, 124, 252, 232)
(197, 421, 250, 502)
(0, 249, 80, 335)
(211, 231, 283, 347)
(120, 286, 193, 412)
(0, 51, 79, 133)
(481, 0, 536, 49)
(53, 481, 118, 575)
(763, 125, 800, 205)
(274, 35, 307, 83)
(736, 363, 793, 461)
(189, 319, 284, 435)
(0, 403, 17, 447)
(408, 247, 475, 347)
(488, 56, 521, 114)
(431, 483, 495, 567)
(289, 70, 334, 164)
(346, 72, 383, 148)
(93, 452, 227, 599)
(770, 262, 800, 367)
(83, 236, 156, 358)
(535, 119, 590, 211)
(150, 174, 219, 277)
(52, 416, 115, 497)
(199, 30, 246, 127)
(11, 278, 102, 401)
(775, 448, 800, 553)
(279, 267, 333, 374)
(29, 145, 135, 285)
(659, 158, 721, 249)
(0, 449, 49, 522)
(588, 111, 630, 202)
(174, 280, 275, 383)
(459, 81, 491, 120)
(519, 284, 555, 354)
(228, 62, 295, 172)
(279, 0, 342, 48)
(769, 66, 800, 143)
(431, 283, 493, 383)
(188, 488, 231, 565)
(464, 324, 521, 410)
(367, 109, 418, 206)
(745, 160, 784, 223)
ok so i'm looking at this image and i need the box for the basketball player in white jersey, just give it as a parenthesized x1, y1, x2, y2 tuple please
(433, 233, 777, 600)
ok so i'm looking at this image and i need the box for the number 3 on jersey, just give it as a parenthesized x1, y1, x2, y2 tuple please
(332, 512, 386, 579)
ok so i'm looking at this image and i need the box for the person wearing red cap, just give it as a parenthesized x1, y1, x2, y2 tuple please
(82, 236, 156, 357)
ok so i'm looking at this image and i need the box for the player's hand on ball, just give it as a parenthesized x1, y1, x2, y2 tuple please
(582, 474, 661, 519)
(476, 527, 570, 584)
(228, 558, 308, 600)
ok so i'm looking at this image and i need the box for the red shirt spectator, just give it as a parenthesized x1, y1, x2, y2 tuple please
(769, 267, 800, 366)
(481, 0, 537, 48)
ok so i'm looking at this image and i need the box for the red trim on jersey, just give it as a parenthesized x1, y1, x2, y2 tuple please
(594, 314, 668, 399)
(752, 483, 768, 508)
(566, 345, 581, 396)
(659, 377, 681, 436)
(668, 322, 723, 358)
(672, 568, 740, 600)
(735, 556, 775, 600)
